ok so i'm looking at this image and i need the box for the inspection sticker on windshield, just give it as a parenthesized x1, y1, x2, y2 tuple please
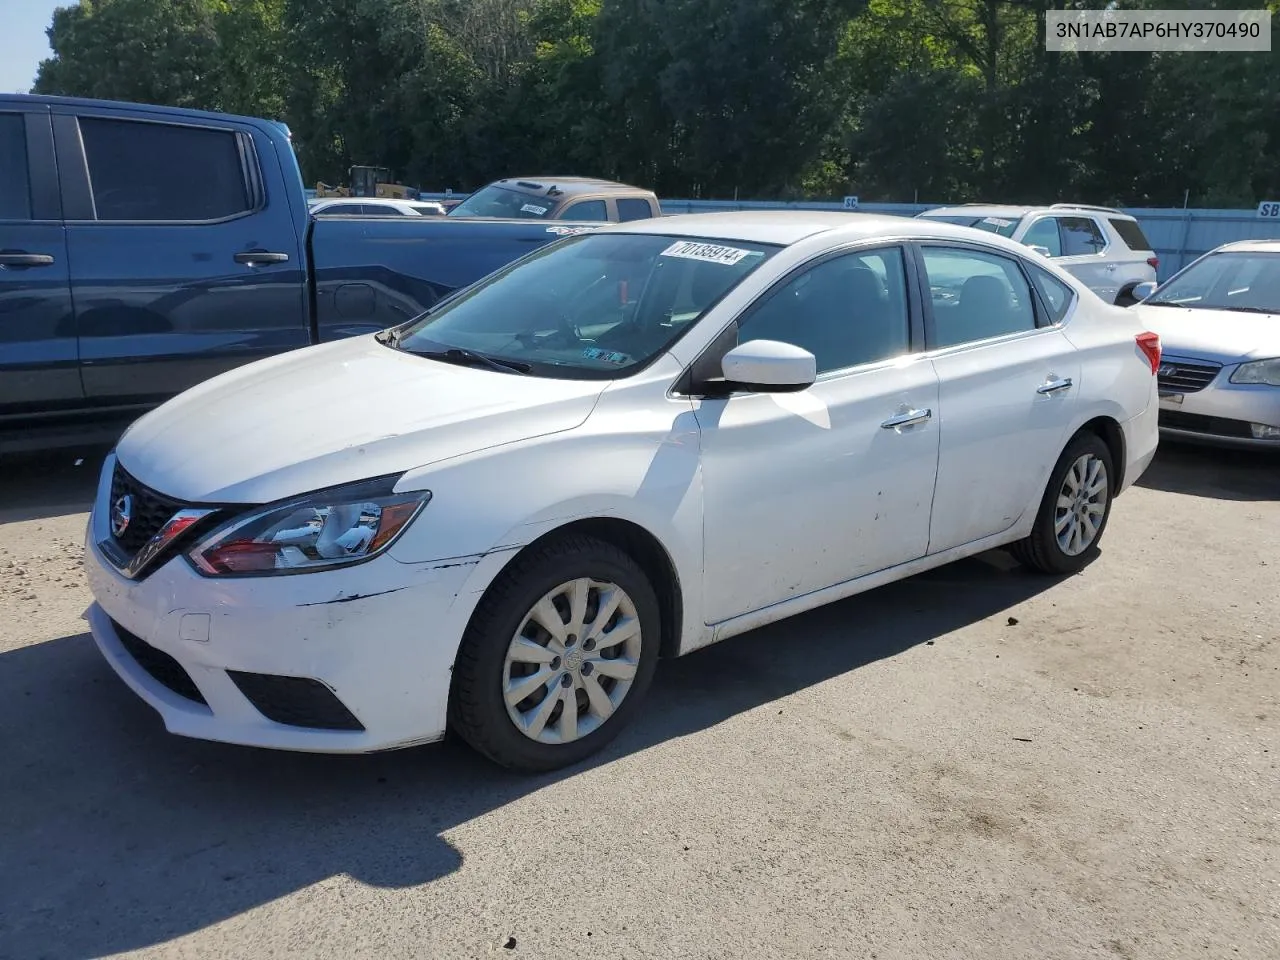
(582, 347, 631, 365)
(521, 203, 548, 215)
(660, 240, 753, 266)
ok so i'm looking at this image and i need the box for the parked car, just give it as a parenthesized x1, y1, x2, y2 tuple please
(917, 203, 1159, 305)
(446, 176, 661, 223)
(309, 197, 447, 217)
(1127, 239, 1280, 448)
(0, 94, 598, 453)
(82, 211, 1162, 772)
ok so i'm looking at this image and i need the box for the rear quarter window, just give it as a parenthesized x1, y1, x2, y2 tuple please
(1028, 264, 1075, 324)
(1109, 218, 1153, 252)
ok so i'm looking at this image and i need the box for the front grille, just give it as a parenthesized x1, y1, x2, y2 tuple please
(109, 463, 185, 555)
(1157, 359, 1220, 394)
(1159, 410, 1254, 439)
(112, 619, 208, 705)
(227, 671, 365, 731)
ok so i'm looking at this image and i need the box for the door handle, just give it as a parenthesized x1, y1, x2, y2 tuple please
(0, 252, 55, 268)
(1037, 377, 1074, 394)
(1105, 263, 1117, 271)
(234, 250, 290, 266)
(880, 408, 932, 429)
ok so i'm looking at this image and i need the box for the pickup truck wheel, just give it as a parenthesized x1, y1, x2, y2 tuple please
(448, 535, 660, 772)
(1009, 432, 1114, 575)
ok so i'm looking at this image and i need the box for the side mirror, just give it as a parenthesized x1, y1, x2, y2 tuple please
(1131, 280, 1157, 303)
(1028, 244, 1053, 258)
(719, 339, 816, 393)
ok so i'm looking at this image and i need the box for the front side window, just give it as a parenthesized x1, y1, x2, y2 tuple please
(563, 199, 608, 221)
(391, 233, 780, 378)
(921, 246, 1037, 347)
(1059, 217, 1107, 256)
(1021, 217, 1063, 257)
(737, 247, 911, 374)
(1144, 252, 1280, 314)
(0, 113, 31, 221)
(79, 117, 251, 222)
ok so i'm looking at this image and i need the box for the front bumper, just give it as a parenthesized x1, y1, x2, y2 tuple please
(82, 464, 494, 753)
(1157, 367, 1280, 449)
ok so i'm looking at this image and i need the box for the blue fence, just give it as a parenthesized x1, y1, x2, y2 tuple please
(397, 191, 1280, 282)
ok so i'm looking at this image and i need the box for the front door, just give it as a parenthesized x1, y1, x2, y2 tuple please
(695, 245, 941, 624)
(0, 108, 80, 417)
(55, 106, 308, 406)
(917, 242, 1082, 554)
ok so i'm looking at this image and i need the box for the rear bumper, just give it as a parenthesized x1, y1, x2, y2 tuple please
(1119, 391, 1160, 493)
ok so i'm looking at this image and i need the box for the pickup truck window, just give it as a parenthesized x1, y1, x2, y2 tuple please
(79, 117, 252, 222)
(616, 198, 655, 222)
(0, 113, 31, 220)
(562, 199, 608, 221)
(389, 232, 780, 380)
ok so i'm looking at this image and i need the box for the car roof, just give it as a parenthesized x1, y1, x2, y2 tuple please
(1215, 239, 1280, 254)
(486, 177, 653, 197)
(599, 209, 1037, 249)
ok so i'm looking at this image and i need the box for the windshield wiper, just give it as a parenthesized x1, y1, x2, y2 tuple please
(410, 347, 531, 374)
(1218, 305, 1277, 315)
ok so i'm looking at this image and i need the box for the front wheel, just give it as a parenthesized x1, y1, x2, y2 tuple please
(448, 535, 661, 772)
(1009, 432, 1115, 575)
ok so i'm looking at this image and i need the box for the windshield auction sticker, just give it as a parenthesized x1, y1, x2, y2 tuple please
(1045, 9, 1270, 52)
(661, 241, 753, 266)
(521, 203, 549, 215)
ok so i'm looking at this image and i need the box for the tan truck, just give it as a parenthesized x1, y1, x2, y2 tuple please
(445, 176, 662, 223)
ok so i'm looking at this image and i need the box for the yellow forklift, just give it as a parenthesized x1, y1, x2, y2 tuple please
(314, 165, 418, 200)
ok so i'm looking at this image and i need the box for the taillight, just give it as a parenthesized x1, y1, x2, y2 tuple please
(1136, 331, 1161, 374)
(1147, 256, 1159, 270)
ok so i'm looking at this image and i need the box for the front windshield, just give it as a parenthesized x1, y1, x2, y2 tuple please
(390, 233, 780, 378)
(1146, 251, 1280, 314)
(447, 185, 557, 219)
(919, 214, 1021, 238)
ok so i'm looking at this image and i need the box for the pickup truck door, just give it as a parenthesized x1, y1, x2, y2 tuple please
(52, 105, 308, 406)
(0, 107, 80, 418)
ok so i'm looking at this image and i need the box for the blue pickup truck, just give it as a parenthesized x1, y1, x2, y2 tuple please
(0, 94, 606, 453)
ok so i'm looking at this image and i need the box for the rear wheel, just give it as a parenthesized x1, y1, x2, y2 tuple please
(1010, 432, 1115, 575)
(448, 535, 661, 772)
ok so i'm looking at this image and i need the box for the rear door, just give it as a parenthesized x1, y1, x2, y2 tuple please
(1106, 216, 1158, 287)
(53, 106, 308, 405)
(0, 107, 80, 415)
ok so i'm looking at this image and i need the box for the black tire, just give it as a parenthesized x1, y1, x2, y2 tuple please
(1009, 431, 1115, 575)
(1114, 284, 1140, 307)
(448, 534, 661, 773)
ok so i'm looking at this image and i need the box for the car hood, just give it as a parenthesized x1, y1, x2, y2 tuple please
(1133, 304, 1280, 363)
(115, 336, 607, 504)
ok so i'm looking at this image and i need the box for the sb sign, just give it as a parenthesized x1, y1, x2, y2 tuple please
(1257, 201, 1280, 219)
(843, 195, 859, 210)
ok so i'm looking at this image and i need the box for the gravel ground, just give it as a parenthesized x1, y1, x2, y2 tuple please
(0, 443, 1276, 960)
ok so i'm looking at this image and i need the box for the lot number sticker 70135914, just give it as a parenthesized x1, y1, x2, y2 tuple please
(661, 240, 753, 266)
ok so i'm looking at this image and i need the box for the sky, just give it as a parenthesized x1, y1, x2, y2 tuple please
(0, 0, 68, 94)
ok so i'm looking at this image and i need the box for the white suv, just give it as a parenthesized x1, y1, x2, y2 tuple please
(918, 204, 1159, 305)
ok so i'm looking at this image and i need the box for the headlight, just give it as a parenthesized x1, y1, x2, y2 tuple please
(189, 475, 431, 576)
(1229, 358, 1280, 386)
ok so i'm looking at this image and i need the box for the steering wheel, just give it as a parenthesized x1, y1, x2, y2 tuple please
(519, 291, 584, 346)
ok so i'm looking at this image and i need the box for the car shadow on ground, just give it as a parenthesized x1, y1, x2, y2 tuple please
(1135, 440, 1280, 502)
(1, 549, 1058, 960)
(0, 448, 109, 524)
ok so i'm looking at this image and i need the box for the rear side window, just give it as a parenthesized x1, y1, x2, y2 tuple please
(616, 198, 654, 222)
(1028, 264, 1075, 323)
(79, 117, 252, 222)
(0, 113, 32, 220)
(1059, 217, 1107, 256)
(1109, 217, 1152, 252)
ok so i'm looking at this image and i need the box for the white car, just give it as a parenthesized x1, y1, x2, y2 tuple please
(82, 212, 1162, 772)
(917, 204, 1159, 305)
(309, 197, 447, 217)
(1129, 239, 1280, 447)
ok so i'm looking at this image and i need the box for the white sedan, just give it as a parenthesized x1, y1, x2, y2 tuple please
(1129, 239, 1280, 447)
(83, 212, 1162, 772)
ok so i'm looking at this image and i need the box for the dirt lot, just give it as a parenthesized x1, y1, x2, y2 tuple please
(0, 443, 1276, 960)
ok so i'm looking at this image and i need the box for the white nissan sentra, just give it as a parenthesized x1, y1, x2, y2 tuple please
(83, 212, 1162, 772)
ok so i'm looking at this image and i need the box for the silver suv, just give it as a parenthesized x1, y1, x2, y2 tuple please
(917, 203, 1159, 305)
